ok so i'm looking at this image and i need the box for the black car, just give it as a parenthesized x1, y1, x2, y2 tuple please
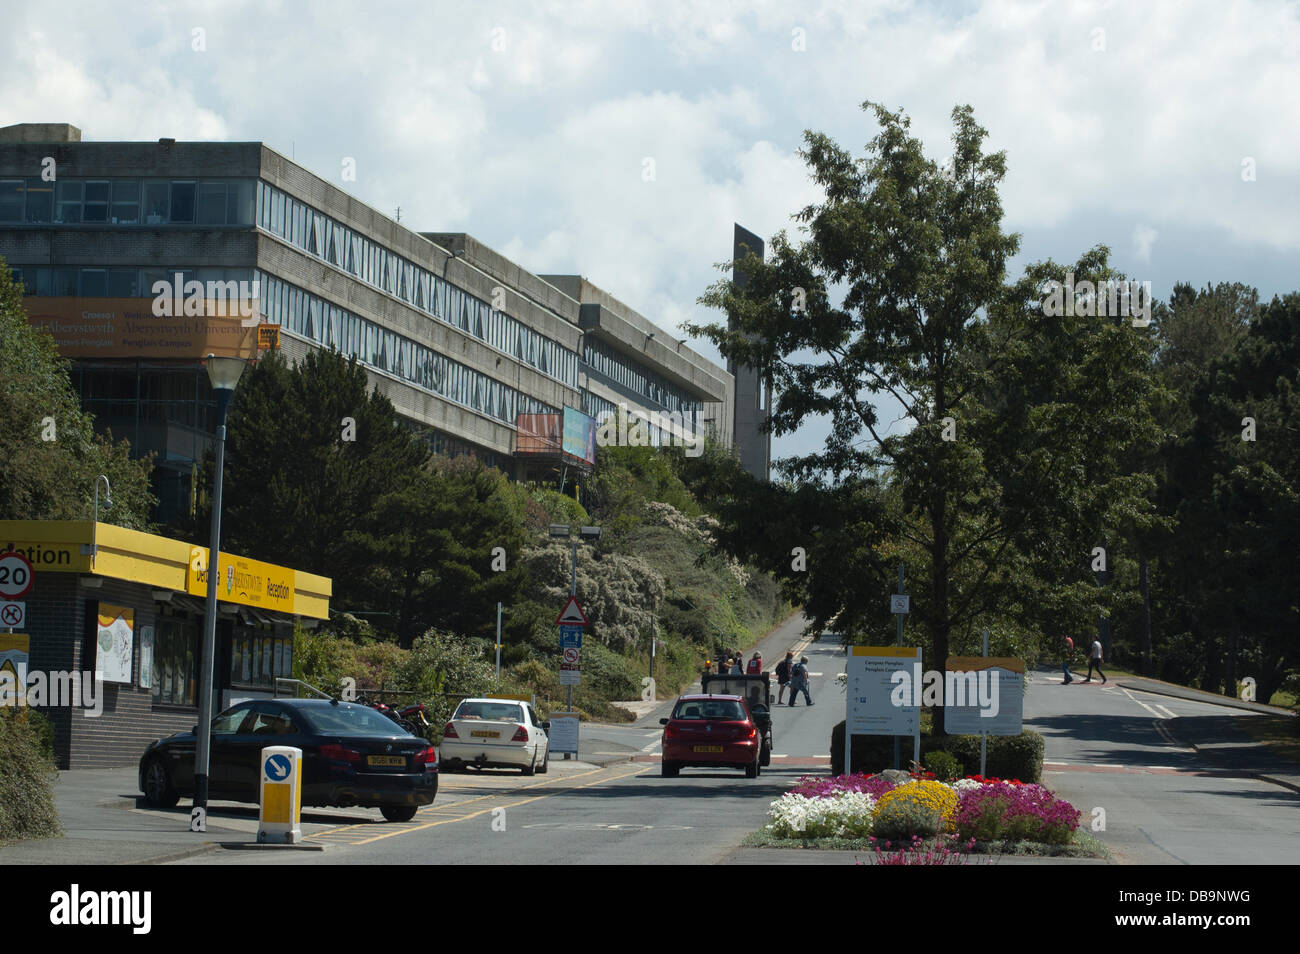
(139, 698, 438, 822)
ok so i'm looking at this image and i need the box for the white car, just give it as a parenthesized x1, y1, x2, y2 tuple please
(439, 697, 550, 775)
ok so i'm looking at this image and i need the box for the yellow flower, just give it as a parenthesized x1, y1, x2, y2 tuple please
(876, 780, 958, 825)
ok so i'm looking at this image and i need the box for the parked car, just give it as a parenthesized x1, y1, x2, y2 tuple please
(660, 693, 763, 778)
(139, 698, 438, 822)
(439, 697, 550, 775)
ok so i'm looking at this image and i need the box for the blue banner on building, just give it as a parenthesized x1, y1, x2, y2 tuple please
(562, 406, 596, 464)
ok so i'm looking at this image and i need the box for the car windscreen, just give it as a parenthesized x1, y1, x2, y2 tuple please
(298, 703, 409, 736)
(672, 699, 746, 721)
(454, 701, 524, 723)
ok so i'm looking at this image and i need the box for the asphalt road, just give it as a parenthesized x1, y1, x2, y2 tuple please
(1027, 671, 1300, 865)
(169, 629, 846, 865)
(15, 614, 1295, 867)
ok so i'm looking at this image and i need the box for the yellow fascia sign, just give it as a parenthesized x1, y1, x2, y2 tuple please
(187, 546, 296, 614)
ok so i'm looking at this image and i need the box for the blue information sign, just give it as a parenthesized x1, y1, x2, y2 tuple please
(559, 624, 583, 649)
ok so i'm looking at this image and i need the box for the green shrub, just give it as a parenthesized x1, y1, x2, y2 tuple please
(830, 721, 1045, 782)
(872, 799, 942, 840)
(0, 709, 62, 842)
(923, 750, 963, 782)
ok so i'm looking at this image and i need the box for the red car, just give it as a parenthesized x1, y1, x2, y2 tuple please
(659, 694, 762, 778)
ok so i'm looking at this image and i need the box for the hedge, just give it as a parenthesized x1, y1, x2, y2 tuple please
(0, 709, 62, 842)
(830, 719, 1044, 783)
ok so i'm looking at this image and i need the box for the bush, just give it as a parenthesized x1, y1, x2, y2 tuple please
(830, 720, 1044, 783)
(0, 709, 62, 842)
(923, 750, 963, 782)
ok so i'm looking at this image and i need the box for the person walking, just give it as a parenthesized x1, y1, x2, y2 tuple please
(775, 651, 794, 704)
(788, 657, 814, 706)
(1061, 636, 1075, 685)
(1084, 638, 1107, 683)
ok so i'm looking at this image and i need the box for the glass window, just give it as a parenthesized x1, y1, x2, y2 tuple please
(55, 179, 83, 223)
(82, 181, 110, 222)
(0, 180, 23, 222)
(228, 180, 255, 224)
(143, 181, 169, 223)
(169, 181, 196, 223)
(79, 269, 107, 297)
(152, 617, 199, 706)
(196, 181, 227, 224)
(111, 180, 140, 223)
(50, 268, 78, 295)
(25, 178, 52, 222)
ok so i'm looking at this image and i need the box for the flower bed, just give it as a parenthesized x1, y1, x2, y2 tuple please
(758, 770, 1095, 858)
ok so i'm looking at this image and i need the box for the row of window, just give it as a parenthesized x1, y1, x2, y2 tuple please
(10, 264, 253, 299)
(0, 177, 256, 226)
(232, 630, 294, 689)
(257, 272, 556, 426)
(583, 390, 674, 446)
(256, 182, 579, 388)
(582, 337, 706, 420)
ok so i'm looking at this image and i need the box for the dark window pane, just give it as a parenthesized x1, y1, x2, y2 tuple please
(25, 178, 52, 222)
(0, 180, 23, 222)
(143, 182, 169, 223)
(227, 180, 254, 225)
(80, 270, 107, 296)
(106, 270, 139, 297)
(196, 182, 226, 224)
(111, 180, 140, 224)
(170, 181, 196, 222)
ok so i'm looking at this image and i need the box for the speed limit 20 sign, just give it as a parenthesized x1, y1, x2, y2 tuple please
(0, 551, 34, 599)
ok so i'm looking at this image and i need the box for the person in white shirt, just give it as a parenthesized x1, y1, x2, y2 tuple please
(1084, 639, 1107, 683)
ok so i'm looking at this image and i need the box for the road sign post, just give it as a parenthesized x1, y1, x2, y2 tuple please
(556, 597, 589, 758)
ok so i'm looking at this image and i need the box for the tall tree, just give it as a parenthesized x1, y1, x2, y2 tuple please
(0, 260, 155, 528)
(690, 103, 1161, 732)
(204, 348, 430, 609)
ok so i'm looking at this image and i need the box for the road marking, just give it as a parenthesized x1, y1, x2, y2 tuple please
(347, 765, 648, 845)
(305, 764, 614, 844)
(640, 740, 661, 753)
(770, 754, 789, 758)
(1154, 704, 1177, 719)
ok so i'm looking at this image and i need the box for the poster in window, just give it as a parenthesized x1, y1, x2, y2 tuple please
(138, 625, 154, 689)
(95, 604, 135, 684)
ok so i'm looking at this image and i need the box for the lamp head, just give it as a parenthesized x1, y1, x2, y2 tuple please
(205, 354, 248, 392)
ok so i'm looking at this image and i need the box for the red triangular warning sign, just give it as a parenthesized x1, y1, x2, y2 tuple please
(556, 596, 589, 626)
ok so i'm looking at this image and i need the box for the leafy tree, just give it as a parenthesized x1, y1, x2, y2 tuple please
(349, 455, 532, 646)
(206, 348, 429, 606)
(689, 103, 1161, 732)
(0, 260, 155, 527)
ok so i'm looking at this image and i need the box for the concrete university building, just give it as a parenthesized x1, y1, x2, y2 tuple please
(0, 122, 773, 526)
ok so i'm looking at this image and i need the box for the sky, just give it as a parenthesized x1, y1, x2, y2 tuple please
(4, 0, 1298, 463)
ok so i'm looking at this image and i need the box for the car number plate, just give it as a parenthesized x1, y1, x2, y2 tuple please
(693, 745, 723, 753)
(367, 755, 406, 767)
(471, 730, 500, 738)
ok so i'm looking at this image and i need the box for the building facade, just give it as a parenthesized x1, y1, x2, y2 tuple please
(0, 123, 756, 522)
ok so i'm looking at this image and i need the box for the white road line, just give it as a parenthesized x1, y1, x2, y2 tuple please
(770, 754, 789, 758)
(640, 740, 661, 753)
(1155, 704, 1177, 720)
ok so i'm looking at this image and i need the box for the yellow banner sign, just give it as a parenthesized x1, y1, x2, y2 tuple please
(0, 541, 88, 573)
(187, 546, 296, 614)
(25, 297, 262, 359)
(946, 656, 1026, 674)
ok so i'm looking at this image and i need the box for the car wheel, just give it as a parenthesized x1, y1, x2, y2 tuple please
(745, 759, 759, 779)
(521, 751, 536, 776)
(537, 746, 549, 774)
(380, 805, 418, 823)
(661, 760, 680, 778)
(143, 758, 179, 808)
